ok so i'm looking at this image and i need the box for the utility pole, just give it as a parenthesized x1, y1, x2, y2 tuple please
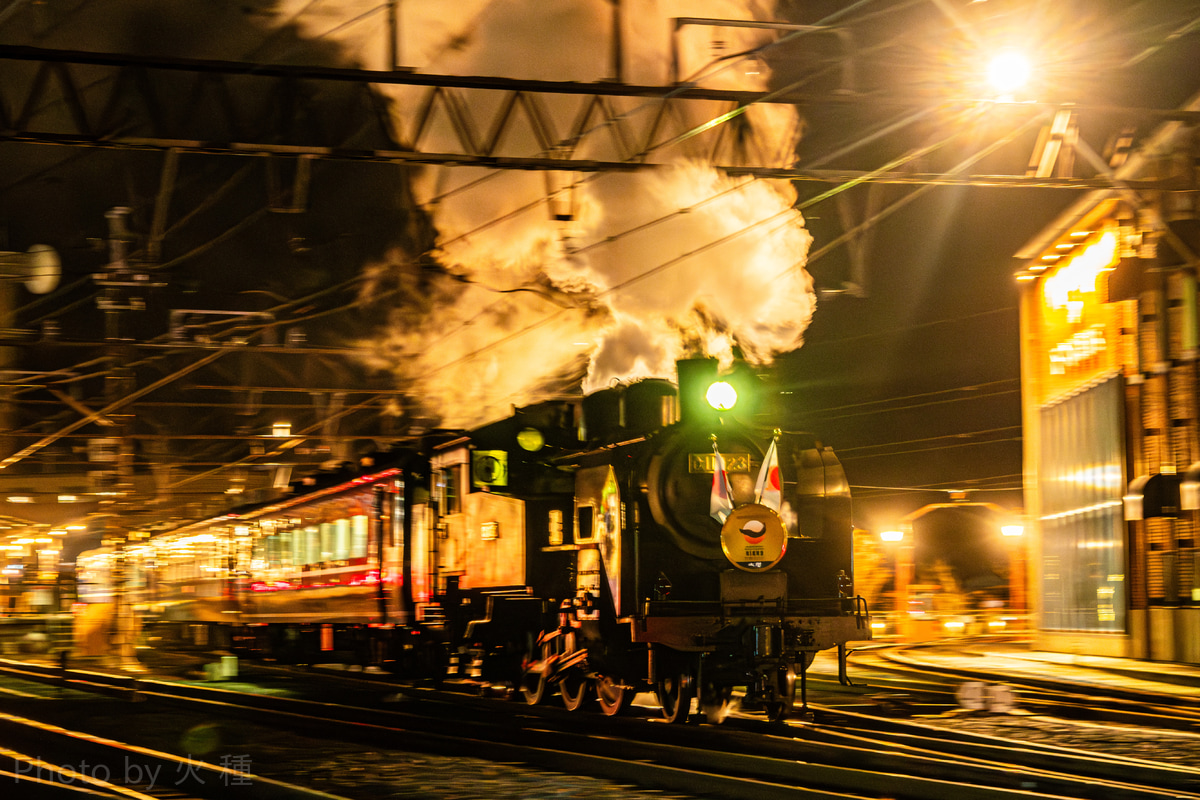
(95, 208, 150, 670)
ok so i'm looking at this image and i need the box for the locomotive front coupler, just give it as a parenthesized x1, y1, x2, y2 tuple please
(719, 599, 785, 627)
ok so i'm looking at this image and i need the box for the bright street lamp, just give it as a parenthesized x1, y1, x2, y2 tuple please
(986, 51, 1032, 99)
(879, 527, 914, 639)
(1001, 520, 1027, 616)
(987, 51, 1031, 91)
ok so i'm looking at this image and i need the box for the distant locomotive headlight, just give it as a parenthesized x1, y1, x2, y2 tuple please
(520, 429, 549, 453)
(517, 427, 545, 452)
(705, 381, 737, 411)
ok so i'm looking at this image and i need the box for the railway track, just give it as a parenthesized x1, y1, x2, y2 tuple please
(842, 642, 1200, 732)
(0, 705, 351, 800)
(4, 653, 1200, 799)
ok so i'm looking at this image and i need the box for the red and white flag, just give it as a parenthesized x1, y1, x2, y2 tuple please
(754, 436, 781, 512)
(710, 442, 734, 524)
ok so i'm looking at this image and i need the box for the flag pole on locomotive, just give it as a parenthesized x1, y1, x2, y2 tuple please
(710, 434, 734, 525)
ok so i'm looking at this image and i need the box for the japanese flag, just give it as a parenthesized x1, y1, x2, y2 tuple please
(710, 444, 734, 524)
(754, 438, 782, 512)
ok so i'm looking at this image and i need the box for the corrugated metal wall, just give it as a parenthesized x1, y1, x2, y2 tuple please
(1039, 376, 1126, 631)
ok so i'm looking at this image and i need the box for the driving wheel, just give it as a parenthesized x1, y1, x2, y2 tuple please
(596, 675, 634, 716)
(656, 671, 694, 724)
(560, 670, 593, 711)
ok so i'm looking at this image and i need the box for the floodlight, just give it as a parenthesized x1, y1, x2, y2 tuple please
(987, 51, 1031, 95)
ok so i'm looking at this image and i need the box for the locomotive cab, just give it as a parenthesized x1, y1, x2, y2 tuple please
(430, 402, 579, 685)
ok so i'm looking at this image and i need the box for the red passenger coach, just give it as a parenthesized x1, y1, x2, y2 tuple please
(77, 448, 434, 663)
(224, 450, 432, 664)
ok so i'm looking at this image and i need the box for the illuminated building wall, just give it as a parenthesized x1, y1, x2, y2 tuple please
(1021, 192, 1200, 663)
(1023, 213, 1132, 638)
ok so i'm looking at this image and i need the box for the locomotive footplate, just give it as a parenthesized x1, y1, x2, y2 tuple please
(633, 610, 868, 653)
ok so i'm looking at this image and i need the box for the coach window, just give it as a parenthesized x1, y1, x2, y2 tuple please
(252, 538, 266, 572)
(321, 520, 336, 563)
(351, 515, 368, 559)
(278, 530, 293, 568)
(576, 504, 596, 542)
(305, 526, 320, 567)
(391, 483, 403, 548)
(443, 465, 462, 514)
(265, 535, 280, 569)
(333, 518, 351, 561)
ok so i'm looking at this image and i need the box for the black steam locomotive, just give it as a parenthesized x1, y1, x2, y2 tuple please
(77, 358, 870, 722)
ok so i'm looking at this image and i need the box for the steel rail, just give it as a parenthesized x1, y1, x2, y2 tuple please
(4, 656, 1199, 800)
(0, 709, 349, 800)
(838, 644, 1200, 732)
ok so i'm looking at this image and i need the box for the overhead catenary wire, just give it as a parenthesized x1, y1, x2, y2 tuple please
(0, 2, 1063, 332)
(796, 376, 1018, 412)
(9, 136, 843, 403)
(837, 433, 1022, 462)
(800, 386, 1020, 424)
(0, 69, 1018, 478)
(850, 475, 1024, 498)
(835, 423, 1021, 452)
(2, 110, 968, 412)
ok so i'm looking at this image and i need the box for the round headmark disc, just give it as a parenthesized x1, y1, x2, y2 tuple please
(720, 503, 786, 572)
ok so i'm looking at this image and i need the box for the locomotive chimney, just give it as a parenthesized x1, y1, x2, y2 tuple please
(676, 357, 719, 426)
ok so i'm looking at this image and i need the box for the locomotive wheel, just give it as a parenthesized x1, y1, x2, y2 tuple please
(520, 642, 554, 706)
(560, 670, 594, 711)
(656, 671, 694, 724)
(765, 665, 796, 723)
(520, 664, 551, 705)
(595, 675, 634, 716)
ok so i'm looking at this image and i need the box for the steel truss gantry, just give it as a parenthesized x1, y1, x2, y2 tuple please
(5, 44, 1185, 188)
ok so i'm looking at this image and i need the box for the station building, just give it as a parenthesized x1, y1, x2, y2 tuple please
(1017, 94, 1200, 663)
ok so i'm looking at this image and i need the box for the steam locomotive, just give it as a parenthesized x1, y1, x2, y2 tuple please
(76, 358, 870, 722)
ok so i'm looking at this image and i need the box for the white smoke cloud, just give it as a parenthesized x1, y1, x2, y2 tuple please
(296, 0, 817, 427)
(575, 163, 813, 391)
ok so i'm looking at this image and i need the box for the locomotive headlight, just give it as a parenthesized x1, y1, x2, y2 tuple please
(517, 427, 545, 452)
(705, 381, 737, 411)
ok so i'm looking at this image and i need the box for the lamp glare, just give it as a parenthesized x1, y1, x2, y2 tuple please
(706, 381, 737, 411)
(987, 51, 1031, 95)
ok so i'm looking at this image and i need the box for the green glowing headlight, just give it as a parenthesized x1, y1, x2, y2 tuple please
(705, 381, 737, 411)
(516, 427, 545, 452)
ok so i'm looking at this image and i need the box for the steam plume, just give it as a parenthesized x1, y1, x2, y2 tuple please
(353, 0, 816, 427)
